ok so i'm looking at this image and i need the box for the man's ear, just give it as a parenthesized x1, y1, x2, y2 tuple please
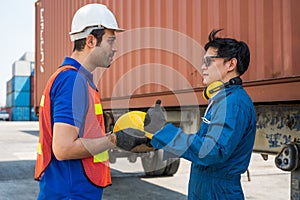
(228, 58, 237, 72)
(86, 34, 96, 48)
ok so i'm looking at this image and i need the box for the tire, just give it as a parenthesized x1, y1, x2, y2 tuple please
(141, 149, 180, 176)
(141, 149, 167, 176)
(163, 158, 180, 176)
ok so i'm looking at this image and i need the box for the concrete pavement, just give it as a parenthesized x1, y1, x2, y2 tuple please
(0, 121, 290, 200)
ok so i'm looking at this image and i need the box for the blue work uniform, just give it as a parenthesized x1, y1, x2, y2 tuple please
(151, 85, 256, 200)
(37, 57, 103, 200)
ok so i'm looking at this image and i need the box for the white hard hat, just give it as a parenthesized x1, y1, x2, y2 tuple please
(69, 4, 125, 41)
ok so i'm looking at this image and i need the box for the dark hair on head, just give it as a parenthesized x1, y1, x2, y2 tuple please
(73, 28, 105, 52)
(204, 29, 250, 75)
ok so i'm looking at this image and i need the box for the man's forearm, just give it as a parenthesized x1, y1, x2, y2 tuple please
(52, 122, 116, 160)
(79, 133, 116, 156)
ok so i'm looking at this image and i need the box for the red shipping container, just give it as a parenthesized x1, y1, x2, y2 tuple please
(34, 0, 300, 110)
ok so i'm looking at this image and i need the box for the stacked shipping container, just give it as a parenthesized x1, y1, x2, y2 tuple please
(6, 52, 38, 121)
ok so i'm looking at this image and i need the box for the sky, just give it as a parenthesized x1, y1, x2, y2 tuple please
(0, 0, 36, 107)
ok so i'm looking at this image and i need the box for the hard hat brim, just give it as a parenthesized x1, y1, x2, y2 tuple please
(105, 26, 125, 32)
(69, 26, 125, 41)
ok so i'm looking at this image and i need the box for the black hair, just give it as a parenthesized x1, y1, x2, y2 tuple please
(204, 29, 250, 76)
(73, 28, 105, 52)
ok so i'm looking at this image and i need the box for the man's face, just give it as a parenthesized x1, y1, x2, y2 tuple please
(201, 47, 229, 86)
(89, 29, 117, 68)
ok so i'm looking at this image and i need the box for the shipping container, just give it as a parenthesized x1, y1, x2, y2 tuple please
(31, 106, 38, 121)
(34, 0, 300, 110)
(6, 91, 30, 107)
(12, 60, 32, 77)
(30, 76, 34, 106)
(5, 94, 10, 108)
(10, 106, 30, 121)
(6, 80, 12, 95)
(20, 52, 34, 62)
(31, 62, 35, 76)
(6, 76, 31, 94)
(34, 0, 300, 184)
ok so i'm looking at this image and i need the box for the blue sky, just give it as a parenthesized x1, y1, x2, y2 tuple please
(0, 0, 36, 107)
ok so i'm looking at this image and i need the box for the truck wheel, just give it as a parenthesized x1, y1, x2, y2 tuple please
(141, 149, 167, 176)
(108, 151, 116, 164)
(141, 150, 180, 176)
(163, 158, 180, 176)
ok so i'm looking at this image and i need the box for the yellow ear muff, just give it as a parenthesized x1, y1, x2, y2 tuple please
(202, 80, 224, 101)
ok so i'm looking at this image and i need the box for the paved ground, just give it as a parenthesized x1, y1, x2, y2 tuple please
(0, 121, 290, 200)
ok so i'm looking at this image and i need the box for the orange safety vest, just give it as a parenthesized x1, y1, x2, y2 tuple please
(34, 65, 112, 187)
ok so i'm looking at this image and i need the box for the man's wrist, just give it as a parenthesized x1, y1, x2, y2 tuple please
(107, 132, 117, 146)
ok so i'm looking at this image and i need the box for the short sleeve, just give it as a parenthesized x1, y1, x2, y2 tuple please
(50, 69, 88, 128)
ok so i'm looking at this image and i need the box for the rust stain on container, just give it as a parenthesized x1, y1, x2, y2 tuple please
(35, 0, 300, 111)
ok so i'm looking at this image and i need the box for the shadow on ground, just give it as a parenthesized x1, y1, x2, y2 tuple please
(0, 160, 38, 200)
(21, 130, 39, 137)
(0, 160, 186, 200)
(104, 169, 187, 200)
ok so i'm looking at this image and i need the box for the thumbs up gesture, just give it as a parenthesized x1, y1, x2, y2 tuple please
(144, 100, 167, 134)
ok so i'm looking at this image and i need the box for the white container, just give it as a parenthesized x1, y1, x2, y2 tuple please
(12, 60, 31, 76)
(20, 52, 34, 62)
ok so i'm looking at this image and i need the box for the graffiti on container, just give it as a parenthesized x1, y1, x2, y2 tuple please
(265, 133, 292, 148)
(257, 112, 300, 131)
(255, 105, 300, 150)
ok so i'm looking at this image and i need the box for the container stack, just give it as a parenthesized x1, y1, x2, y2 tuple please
(6, 52, 38, 121)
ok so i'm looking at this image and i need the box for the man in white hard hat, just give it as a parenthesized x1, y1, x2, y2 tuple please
(34, 4, 144, 199)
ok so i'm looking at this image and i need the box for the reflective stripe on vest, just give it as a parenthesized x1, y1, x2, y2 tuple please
(34, 65, 111, 187)
(81, 84, 111, 187)
(93, 103, 109, 163)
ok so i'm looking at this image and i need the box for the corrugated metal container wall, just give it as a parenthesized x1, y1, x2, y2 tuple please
(30, 76, 34, 106)
(6, 91, 30, 107)
(11, 107, 30, 121)
(8, 76, 31, 92)
(35, 0, 300, 110)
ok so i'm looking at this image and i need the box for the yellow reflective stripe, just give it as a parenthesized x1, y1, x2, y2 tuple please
(40, 95, 45, 107)
(37, 143, 42, 155)
(94, 151, 109, 163)
(95, 104, 103, 115)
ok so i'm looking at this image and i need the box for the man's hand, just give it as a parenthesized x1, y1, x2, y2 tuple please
(115, 128, 149, 151)
(144, 100, 167, 134)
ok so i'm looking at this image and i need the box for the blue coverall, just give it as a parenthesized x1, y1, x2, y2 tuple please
(151, 85, 256, 200)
